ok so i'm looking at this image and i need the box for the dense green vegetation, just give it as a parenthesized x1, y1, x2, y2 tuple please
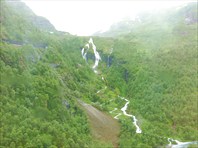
(0, 1, 112, 147)
(1, 0, 197, 147)
(99, 2, 198, 147)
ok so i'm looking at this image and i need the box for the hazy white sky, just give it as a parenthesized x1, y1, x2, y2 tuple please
(22, 0, 194, 36)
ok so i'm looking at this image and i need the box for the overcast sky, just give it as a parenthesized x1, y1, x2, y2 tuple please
(22, 0, 194, 36)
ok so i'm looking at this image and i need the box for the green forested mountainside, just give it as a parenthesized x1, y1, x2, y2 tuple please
(0, 0, 197, 148)
(6, 0, 56, 32)
(0, 0, 66, 44)
(1, 0, 56, 34)
(1, 0, 46, 44)
(100, 2, 197, 147)
(105, 32, 197, 147)
(0, 1, 112, 147)
(0, 41, 110, 147)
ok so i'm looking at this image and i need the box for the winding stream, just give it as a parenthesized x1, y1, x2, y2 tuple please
(118, 96, 142, 133)
(109, 94, 197, 147)
(82, 40, 197, 147)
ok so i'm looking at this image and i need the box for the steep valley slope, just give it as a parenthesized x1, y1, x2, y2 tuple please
(1, 1, 197, 148)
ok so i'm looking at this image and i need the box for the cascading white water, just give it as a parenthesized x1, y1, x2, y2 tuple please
(167, 138, 198, 148)
(81, 48, 84, 57)
(81, 43, 90, 61)
(85, 43, 89, 49)
(81, 38, 101, 73)
(89, 38, 101, 72)
(109, 96, 142, 133)
(118, 96, 142, 133)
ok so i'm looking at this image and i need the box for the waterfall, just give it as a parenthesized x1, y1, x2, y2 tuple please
(89, 38, 101, 72)
(81, 38, 101, 73)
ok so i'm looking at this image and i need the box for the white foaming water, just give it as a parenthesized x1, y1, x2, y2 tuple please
(167, 138, 198, 148)
(81, 38, 101, 73)
(85, 43, 89, 48)
(81, 43, 90, 61)
(119, 96, 142, 133)
(110, 96, 142, 133)
(81, 48, 84, 56)
(88, 38, 101, 70)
